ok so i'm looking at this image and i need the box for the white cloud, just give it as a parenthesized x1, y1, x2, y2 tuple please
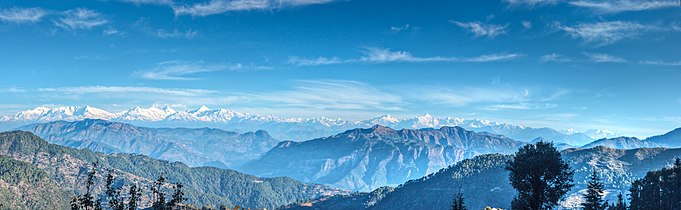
(155, 29, 198, 39)
(568, 0, 678, 13)
(288, 56, 345, 66)
(585, 53, 627, 63)
(54, 8, 107, 30)
(521, 21, 532, 29)
(640, 60, 681, 66)
(450, 21, 508, 38)
(37, 86, 215, 96)
(390, 24, 411, 32)
(556, 21, 653, 46)
(503, 0, 558, 6)
(541, 53, 572, 63)
(416, 86, 568, 107)
(250, 80, 403, 111)
(289, 48, 522, 66)
(119, 0, 174, 5)
(484, 103, 558, 111)
(0, 7, 46, 23)
(136, 60, 266, 80)
(172, 0, 335, 16)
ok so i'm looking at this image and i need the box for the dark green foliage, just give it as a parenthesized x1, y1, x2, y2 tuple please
(76, 162, 100, 210)
(168, 182, 187, 209)
(127, 184, 141, 210)
(629, 158, 681, 210)
(606, 193, 626, 210)
(451, 190, 466, 210)
(105, 170, 125, 210)
(0, 155, 71, 209)
(582, 171, 606, 210)
(506, 141, 574, 210)
(152, 175, 168, 210)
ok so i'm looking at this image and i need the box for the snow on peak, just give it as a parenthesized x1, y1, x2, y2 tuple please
(585, 129, 617, 139)
(7, 105, 115, 121)
(115, 105, 177, 121)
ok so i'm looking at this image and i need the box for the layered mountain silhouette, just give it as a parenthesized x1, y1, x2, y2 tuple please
(241, 125, 525, 191)
(18, 119, 279, 168)
(582, 128, 681, 149)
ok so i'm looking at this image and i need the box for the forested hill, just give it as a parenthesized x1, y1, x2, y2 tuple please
(0, 131, 345, 209)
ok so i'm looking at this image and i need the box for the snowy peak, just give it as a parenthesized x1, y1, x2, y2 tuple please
(584, 129, 618, 139)
(115, 105, 177, 121)
(8, 105, 115, 121)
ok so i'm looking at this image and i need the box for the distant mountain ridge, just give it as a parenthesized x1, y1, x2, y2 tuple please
(1, 105, 616, 144)
(18, 119, 280, 168)
(582, 128, 681, 149)
(240, 125, 525, 191)
(0, 131, 345, 209)
(284, 146, 681, 210)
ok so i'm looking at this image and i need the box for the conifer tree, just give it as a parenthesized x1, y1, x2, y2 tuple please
(78, 162, 98, 210)
(152, 174, 167, 210)
(168, 182, 186, 209)
(105, 169, 125, 210)
(127, 184, 141, 210)
(451, 190, 466, 210)
(582, 171, 606, 210)
(506, 141, 574, 210)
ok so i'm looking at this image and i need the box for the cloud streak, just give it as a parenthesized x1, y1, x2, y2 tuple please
(556, 21, 654, 47)
(0, 7, 46, 23)
(290, 48, 523, 66)
(136, 60, 268, 80)
(568, 0, 678, 13)
(172, 0, 336, 16)
(450, 21, 508, 38)
(585, 53, 626, 63)
(54, 8, 107, 30)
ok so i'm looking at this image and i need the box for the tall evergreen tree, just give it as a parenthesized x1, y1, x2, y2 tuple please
(152, 174, 167, 210)
(105, 169, 125, 210)
(582, 171, 606, 210)
(506, 141, 574, 210)
(78, 162, 99, 210)
(606, 192, 626, 210)
(451, 189, 466, 210)
(127, 184, 141, 210)
(168, 182, 186, 209)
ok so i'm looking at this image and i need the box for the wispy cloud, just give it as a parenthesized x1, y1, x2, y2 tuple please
(136, 60, 267, 80)
(155, 29, 198, 39)
(54, 8, 107, 30)
(416, 86, 568, 107)
(640, 60, 681, 66)
(450, 21, 508, 38)
(556, 21, 658, 47)
(484, 103, 558, 111)
(288, 56, 345, 66)
(540, 53, 572, 63)
(390, 24, 411, 32)
(503, 0, 558, 7)
(0, 7, 46, 23)
(37, 86, 215, 96)
(568, 0, 678, 13)
(172, 0, 335, 16)
(585, 53, 627, 63)
(289, 48, 523, 66)
(119, 0, 174, 5)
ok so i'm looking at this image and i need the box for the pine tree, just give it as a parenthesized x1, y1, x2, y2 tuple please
(71, 196, 80, 210)
(127, 184, 141, 210)
(506, 141, 574, 210)
(78, 162, 98, 210)
(582, 171, 606, 210)
(105, 169, 125, 210)
(152, 174, 167, 210)
(610, 192, 626, 210)
(451, 189, 466, 210)
(168, 182, 186, 209)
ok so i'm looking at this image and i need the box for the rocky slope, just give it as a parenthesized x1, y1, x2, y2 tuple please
(240, 125, 525, 191)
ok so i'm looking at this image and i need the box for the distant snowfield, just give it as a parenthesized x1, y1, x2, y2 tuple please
(0, 105, 618, 144)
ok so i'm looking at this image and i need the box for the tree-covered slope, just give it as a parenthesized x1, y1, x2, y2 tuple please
(0, 131, 344, 209)
(0, 155, 71, 210)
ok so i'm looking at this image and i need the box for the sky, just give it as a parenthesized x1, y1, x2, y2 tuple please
(0, 0, 680, 138)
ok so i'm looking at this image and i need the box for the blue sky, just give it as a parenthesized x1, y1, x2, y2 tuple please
(1, 0, 680, 137)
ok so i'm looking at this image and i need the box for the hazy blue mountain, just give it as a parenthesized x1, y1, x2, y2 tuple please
(1, 105, 612, 144)
(581, 128, 681, 149)
(17, 119, 280, 168)
(284, 146, 681, 209)
(0, 131, 345, 209)
(241, 125, 525, 191)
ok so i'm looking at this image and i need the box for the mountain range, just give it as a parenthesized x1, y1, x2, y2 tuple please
(18, 119, 279, 168)
(241, 125, 525, 191)
(285, 146, 681, 210)
(0, 105, 617, 144)
(581, 128, 681, 149)
(0, 131, 345, 209)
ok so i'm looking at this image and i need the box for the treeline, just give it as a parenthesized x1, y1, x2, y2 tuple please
(451, 141, 681, 210)
(69, 163, 256, 210)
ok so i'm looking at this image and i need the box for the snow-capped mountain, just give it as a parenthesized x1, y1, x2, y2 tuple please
(0, 105, 612, 144)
